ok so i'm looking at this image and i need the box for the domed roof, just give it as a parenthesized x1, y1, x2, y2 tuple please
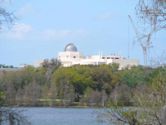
(64, 43, 77, 52)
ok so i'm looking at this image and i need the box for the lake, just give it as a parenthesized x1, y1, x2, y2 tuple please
(21, 107, 110, 125)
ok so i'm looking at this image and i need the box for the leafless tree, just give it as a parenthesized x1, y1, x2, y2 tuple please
(136, 0, 166, 31)
(129, 0, 165, 65)
(0, 1, 30, 125)
(0, 1, 15, 29)
(128, 15, 153, 65)
(0, 108, 30, 125)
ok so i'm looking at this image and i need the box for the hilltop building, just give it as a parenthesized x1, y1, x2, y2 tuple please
(58, 43, 139, 69)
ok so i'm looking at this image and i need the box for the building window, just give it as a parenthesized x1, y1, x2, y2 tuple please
(73, 56, 76, 58)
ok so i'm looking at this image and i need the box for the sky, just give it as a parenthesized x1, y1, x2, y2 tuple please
(0, 0, 165, 67)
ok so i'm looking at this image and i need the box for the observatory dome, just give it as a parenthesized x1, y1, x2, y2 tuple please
(64, 43, 77, 52)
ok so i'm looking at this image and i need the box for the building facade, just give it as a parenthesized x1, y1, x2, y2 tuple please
(58, 43, 139, 69)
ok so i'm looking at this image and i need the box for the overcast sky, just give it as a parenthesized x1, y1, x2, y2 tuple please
(0, 0, 165, 66)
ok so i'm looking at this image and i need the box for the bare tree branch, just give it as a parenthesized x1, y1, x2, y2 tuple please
(0, 108, 30, 125)
(0, 1, 15, 29)
(136, 0, 166, 31)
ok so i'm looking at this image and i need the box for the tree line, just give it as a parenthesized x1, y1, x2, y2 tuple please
(0, 59, 165, 108)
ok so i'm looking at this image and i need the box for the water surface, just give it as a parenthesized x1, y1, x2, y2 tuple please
(22, 107, 109, 125)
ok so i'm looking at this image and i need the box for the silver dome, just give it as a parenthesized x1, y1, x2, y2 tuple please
(64, 43, 77, 52)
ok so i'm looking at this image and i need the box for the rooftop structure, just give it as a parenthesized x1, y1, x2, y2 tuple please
(58, 43, 139, 69)
(64, 43, 78, 52)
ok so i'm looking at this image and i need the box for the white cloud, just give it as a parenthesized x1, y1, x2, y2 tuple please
(96, 12, 112, 20)
(16, 3, 34, 17)
(43, 29, 72, 38)
(42, 29, 87, 40)
(7, 23, 32, 39)
(4, 25, 87, 41)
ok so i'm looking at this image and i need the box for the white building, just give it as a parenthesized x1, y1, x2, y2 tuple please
(58, 43, 139, 69)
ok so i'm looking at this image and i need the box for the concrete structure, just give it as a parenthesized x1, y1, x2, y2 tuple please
(58, 43, 139, 69)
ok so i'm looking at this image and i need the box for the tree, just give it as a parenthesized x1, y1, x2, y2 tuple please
(120, 66, 150, 88)
(52, 66, 92, 104)
(132, 0, 166, 65)
(0, 108, 30, 125)
(136, 0, 166, 31)
(0, 1, 15, 29)
(41, 58, 61, 82)
(90, 65, 119, 107)
(101, 66, 166, 125)
(0, 1, 30, 125)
